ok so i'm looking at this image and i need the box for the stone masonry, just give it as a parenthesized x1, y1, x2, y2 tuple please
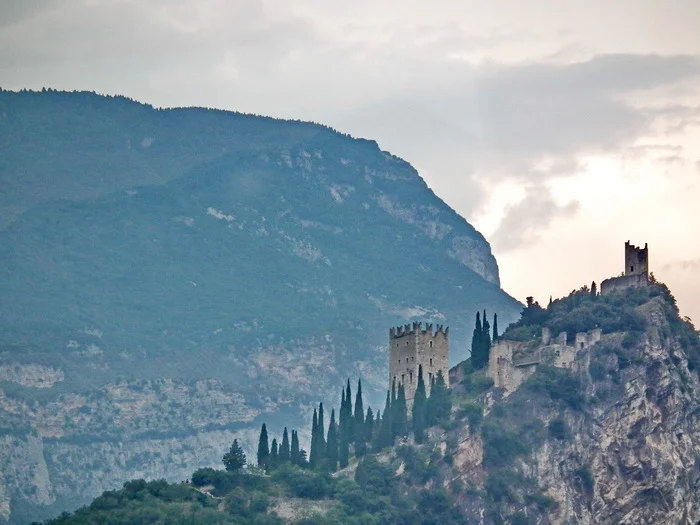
(488, 327, 602, 394)
(601, 241, 649, 295)
(389, 322, 449, 408)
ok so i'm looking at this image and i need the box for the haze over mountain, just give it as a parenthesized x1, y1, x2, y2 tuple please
(0, 89, 520, 523)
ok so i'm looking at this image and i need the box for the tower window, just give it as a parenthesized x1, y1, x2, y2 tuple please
(429, 340, 433, 347)
(430, 358, 433, 366)
(410, 371, 413, 383)
(406, 341, 409, 346)
(396, 343, 399, 348)
(401, 374, 405, 383)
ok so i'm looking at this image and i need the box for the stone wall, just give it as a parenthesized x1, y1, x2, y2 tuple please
(487, 328, 602, 395)
(600, 273, 648, 295)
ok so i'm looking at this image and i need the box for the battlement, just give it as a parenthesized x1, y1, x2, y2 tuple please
(389, 322, 449, 339)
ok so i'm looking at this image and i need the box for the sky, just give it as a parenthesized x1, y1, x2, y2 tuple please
(2, 0, 699, 323)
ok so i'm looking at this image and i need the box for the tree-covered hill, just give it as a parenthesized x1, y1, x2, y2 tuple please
(33, 284, 700, 524)
(0, 89, 520, 523)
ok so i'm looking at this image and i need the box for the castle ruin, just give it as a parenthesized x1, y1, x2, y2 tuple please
(488, 327, 602, 394)
(389, 322, 449, 408)
(600, 241, 649, 295)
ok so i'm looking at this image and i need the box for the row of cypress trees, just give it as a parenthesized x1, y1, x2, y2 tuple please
(255, 368, 452, 473)
(256, 425, 307, 469)
(471, 310, 498, 369)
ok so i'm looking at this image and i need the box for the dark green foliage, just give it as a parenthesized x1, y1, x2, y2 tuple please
(310, 408, 322, 468)
(377, 391, 393, 450)
(456, 402, 483, 434)
(392, 383, 408, 439)
(471, 311, 493, 369)
(493, 313, 499, 342)
(426, 370, 451, 427)
(364, 407, 374, 444)
(270, 439, 278, 464)
(290, 430, 300, 466)
(353, 379, 366, 457)
(412, 365, 427, 443)
(279, 428, 290, 462)
(326, 409, 338, 472)
(481, 420, 530, 468)
(547, 418, 569, 440)
(574, 467, 594, 494)
(317, 403, 326, 459)
(222, 439, 246, 472)
(354, 456, 395, 493)
(460, 372, 494, 397)
(257, 424, 269, 469)
(522, 366, 585, 411)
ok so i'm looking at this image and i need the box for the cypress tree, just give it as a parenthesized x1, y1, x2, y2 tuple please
(345, 379, 354, 444)
(471, 312, 484, 368)
(309, 408, 319, 467)
(280, 427, 290, 462)
(326, 408, 338, 472)
(364, 406, 374, 440)
(291, 430, 300, 465)
(591, 281, 598, 296)
(482, 310, 492, 369)
(339, 428, 350, 469)
(270, 438, 278, 467)
(354, 379, 366, 456)
(318, 402, 326, 459)
(379, 390, 393, 448)
(256, 423, 269, 469)
(426, 370, 451, 427)
(393, 383, 408, 439)
(492, 313, 499, 342)
(371, 409, 382, 452)
(412, 365, 427, 443)
(339, 389, 347, 431)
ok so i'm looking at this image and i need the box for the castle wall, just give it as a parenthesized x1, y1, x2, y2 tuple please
(389, 323, 449, 407)
(600, 273, 648, 296)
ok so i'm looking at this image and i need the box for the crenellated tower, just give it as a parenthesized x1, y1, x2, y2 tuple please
(389, 322, 449, 407)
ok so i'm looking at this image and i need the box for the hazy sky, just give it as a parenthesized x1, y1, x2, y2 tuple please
(2, 0, 699, 322)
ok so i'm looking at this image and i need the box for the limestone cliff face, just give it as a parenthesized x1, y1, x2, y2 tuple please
(446, 295, 700, 524)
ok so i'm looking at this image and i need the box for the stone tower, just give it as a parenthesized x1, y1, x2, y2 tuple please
(601, 241, 650, 295)
(625, 240, 649, 277)
(389, 322, 449, 408)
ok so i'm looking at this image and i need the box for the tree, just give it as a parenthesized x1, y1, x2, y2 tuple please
(270, 438, 279, 466)
(393, 383, 408, 439)
(344, 379, 354, 444)
(426, 370, 451, 427)
(412, 365, 427, 443)
(364, 406, 375, 442)
(222, 439, 246, 472)
(291, 430, 300, 465)
(318, 403, 326, 458)
(378, 390, 393, 449)
(471, 312, 485, 368)
(354, 379, 366, 457)
(257, 424, 270, 469)
(309, 408, 319, 467)
(371, 409, 382, 452)
(280, 427, 290, 462)
(326, 408, 338, 472)
(492, 313, 499, 342)
(591, 281, 598, 297)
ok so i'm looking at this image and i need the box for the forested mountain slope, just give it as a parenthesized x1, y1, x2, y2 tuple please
(0, 90, 520, 523)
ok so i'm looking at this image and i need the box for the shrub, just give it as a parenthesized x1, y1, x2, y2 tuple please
(547, 418, 569, 440)
(481, 420, 529, 468)
(457, 402, 483, 433)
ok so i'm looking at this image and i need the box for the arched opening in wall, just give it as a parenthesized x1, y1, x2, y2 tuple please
(429, 340, 433, 348)
(406, 341, 409, 346)
(430, 358, 433, 366)
(631, 265, 634, 272)
(396, 343, 399, 348)
(401, 374, 405, 383)
(409, 371, 413, 383)
(580, 342, 584, 349)
(429, 372, 433, 383)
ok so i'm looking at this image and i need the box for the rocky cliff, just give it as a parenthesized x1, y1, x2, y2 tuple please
(445, 284, 700, 524)
(0, 89, 521, 523)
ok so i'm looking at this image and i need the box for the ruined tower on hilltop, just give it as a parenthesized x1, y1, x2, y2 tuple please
(389, 322, 449, 407)
(601, 241, 650, 295)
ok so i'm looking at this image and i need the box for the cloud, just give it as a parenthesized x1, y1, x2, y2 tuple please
(663, 259, 700, 273)
(490, 186, 579, 251)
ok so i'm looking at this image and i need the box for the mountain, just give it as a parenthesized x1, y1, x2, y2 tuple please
(32, 283, 700, 524)
(0, 89, 521, 523)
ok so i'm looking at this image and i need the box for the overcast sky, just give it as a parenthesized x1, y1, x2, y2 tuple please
(2, 0, 699, 322)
